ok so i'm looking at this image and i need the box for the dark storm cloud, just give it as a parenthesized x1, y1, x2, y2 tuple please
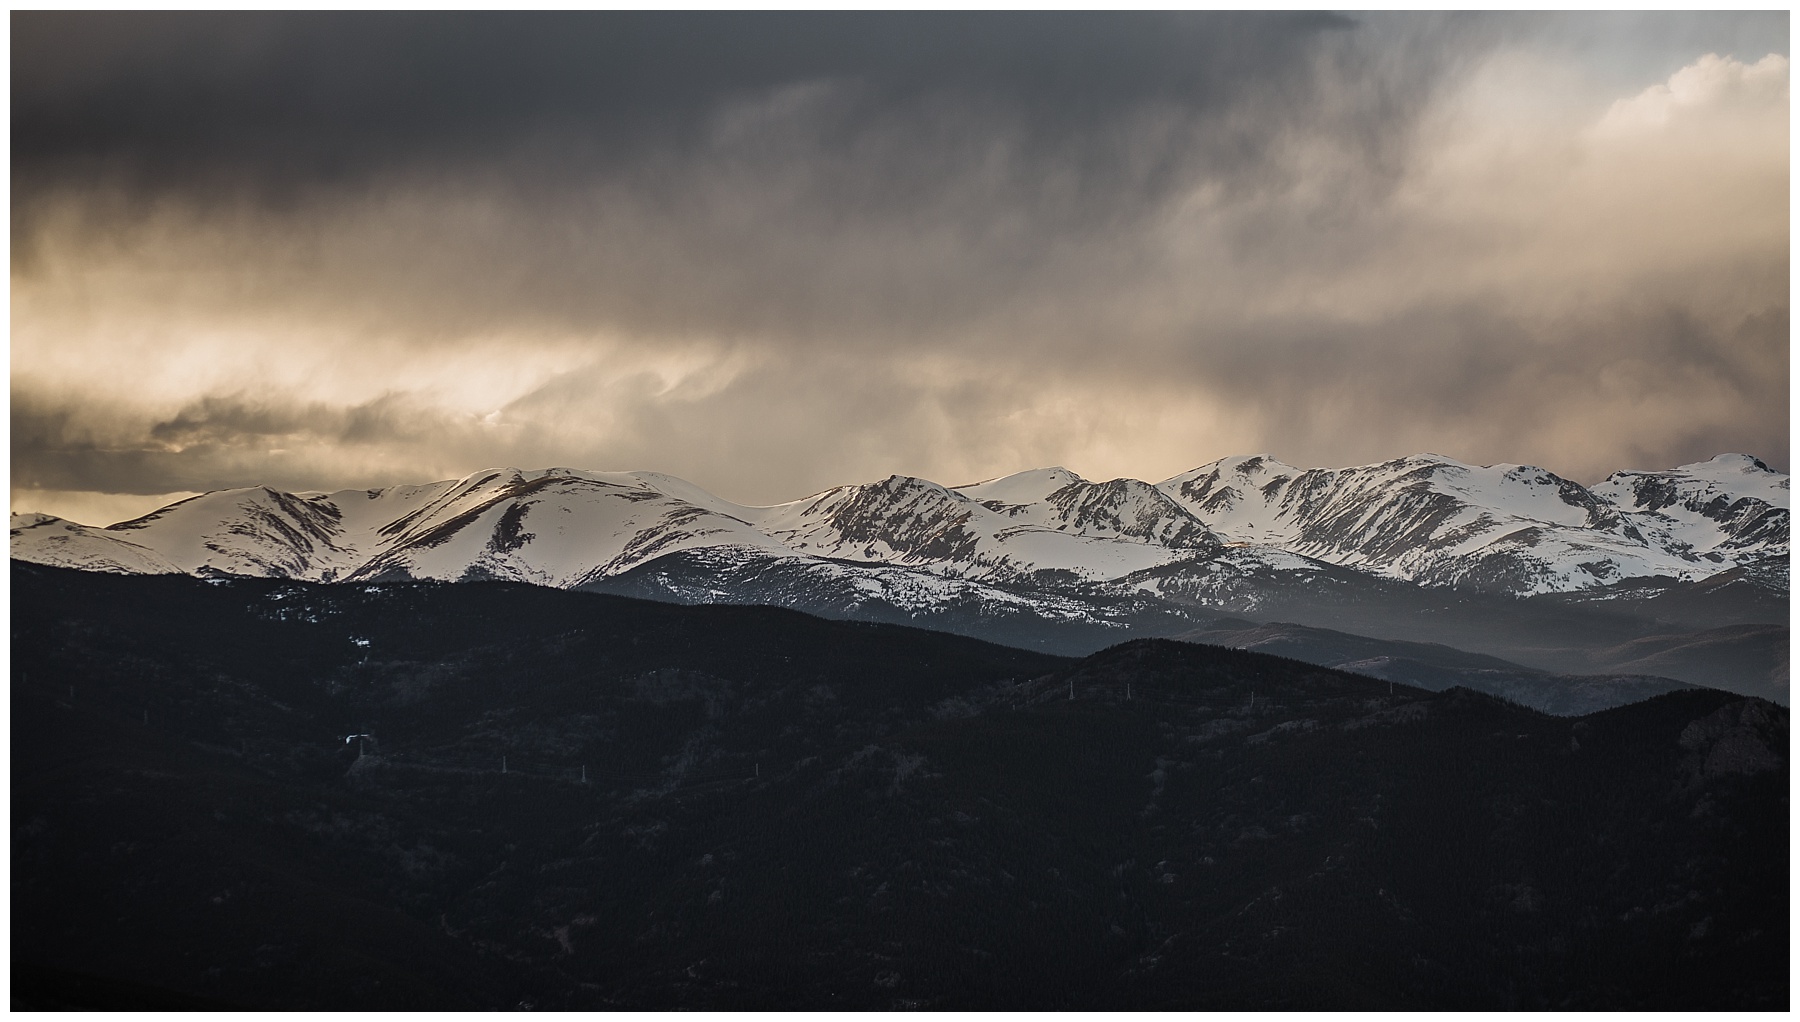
(14, 11, 1471, 346)
(9, 12, 1789, 516)
(12, 10, 1492, 348)
(14, 12, 1364, 184)
(12, 389, 463, 494)
(12, 8, 1469, 265)
(146, 393, 438, 449)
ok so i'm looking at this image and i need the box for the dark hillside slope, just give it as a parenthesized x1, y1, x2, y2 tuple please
(10, 564, 1787, 1009)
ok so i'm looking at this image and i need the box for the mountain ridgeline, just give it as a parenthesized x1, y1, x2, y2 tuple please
(11, 565, 1787, 1009)
(11, 452, 1790, 711)
(15, 453, 1784, 596)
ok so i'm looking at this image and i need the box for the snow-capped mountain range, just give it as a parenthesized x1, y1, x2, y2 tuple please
(13, 453, 1787, 610)
(1164, 453, 1788, 593)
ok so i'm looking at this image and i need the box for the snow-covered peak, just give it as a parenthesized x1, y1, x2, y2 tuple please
(1384, 460, 1600, 529)
(101, 485, 352, 578)
(1159, 454, 1303, 488)
(1684, 452, 1781, 474)
(1037, 478, 1220, 551)
(11, 512, 182, 575)
(1153, 451, 1783, 593)
(749, 469, 1218, 582)
(954, 466, 1087, 505)
(1584, 454, 1788, 573)
(1156, 455, 1309, 544)
(754, 474, 980, 562)
(619, 470, 759, 517)
(1594, 454, 1789, 511)
(1394, 452, 1460, 468)
(1669, 454, 1788, 504)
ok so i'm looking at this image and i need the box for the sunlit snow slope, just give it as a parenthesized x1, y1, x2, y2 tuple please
(1157, 453, 1787, 594)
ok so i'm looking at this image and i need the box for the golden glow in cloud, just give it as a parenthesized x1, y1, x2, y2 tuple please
(11, 22, 1789, 520)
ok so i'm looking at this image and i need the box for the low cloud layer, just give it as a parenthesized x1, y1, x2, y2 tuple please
(11, 12, 1788, 522)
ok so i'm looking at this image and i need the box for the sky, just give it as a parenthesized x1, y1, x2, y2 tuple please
(11, 11, 1791, 524)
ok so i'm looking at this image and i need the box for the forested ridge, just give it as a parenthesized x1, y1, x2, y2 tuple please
(11, 564, 1787, 1009)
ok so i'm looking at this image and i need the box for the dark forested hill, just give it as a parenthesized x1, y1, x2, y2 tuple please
(10, 564, 1787, 1009)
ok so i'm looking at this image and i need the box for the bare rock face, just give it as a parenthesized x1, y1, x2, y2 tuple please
(1679, 699, 1786, 779)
